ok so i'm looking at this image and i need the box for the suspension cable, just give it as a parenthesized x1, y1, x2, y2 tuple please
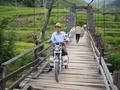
(103, 0, 106, 36)
(94, 0, 97, 31)
(33, 0, 36, 34)
(57, 0, 60, 22)
(98, 0, 100, 33)
(88, 0, 94, 7)
(15, 0, 18, 31)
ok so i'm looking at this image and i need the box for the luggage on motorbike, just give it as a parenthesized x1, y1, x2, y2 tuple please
(49, 56, 54, 66)
(63, 55, 69, 66)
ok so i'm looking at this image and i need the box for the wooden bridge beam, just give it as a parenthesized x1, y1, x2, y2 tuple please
(67, 5, 76, 31)
(87, 6, 95, 34)
(66, 6, 95, 34)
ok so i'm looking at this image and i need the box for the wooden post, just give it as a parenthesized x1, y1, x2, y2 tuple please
(34, 48, 39, 59)
(0, 65, 3, 78)
(0, 65, 5, 90)
(32, 33, 43, 59)
(98, 48, 104, 74)
(100, 48, 104, 57)
(93, 33, 104, 57)
(0, 81, 5, 90)
(113, 71, 120, 90)
(87, 6, 95, 34)
(68, 6, 76, 31)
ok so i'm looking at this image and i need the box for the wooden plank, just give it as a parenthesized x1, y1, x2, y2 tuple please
(28, 77, 105, 84)
(30, 80, 106, 87)
(38, 73, 103, 79)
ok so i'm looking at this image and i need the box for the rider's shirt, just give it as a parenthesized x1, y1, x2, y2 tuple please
(51, 31, 66, 44)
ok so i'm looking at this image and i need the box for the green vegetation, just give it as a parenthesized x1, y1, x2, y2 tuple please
(0, 4, 68, 78)
(94, 13, 120, 72)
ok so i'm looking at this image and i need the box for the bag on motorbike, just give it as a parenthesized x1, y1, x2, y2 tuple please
(49, 56, 54, 66)
(62, 55, 69, 65)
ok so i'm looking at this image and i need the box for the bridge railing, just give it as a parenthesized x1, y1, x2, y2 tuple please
(0, 40, 52, 90)
(87, 31, 118, 90)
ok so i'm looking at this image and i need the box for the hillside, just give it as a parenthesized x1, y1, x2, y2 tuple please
(0, 0, 87, 8)
(88, 0, 120, 13)
(106, 0, 120, 13)
(63, 0, 87, 6)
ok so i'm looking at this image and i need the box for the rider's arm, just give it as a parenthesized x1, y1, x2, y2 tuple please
(64, 32, 70, 42)
(51, 33, 56, 44)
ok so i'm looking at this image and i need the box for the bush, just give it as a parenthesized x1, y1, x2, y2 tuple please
(105, 52, 120, 72)
(105, 31, 120, 37)
(5, 31, 16, 60)
(104, 36, 120, 45)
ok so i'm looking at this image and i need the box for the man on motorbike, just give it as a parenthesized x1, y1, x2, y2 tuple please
(51, 22, 68, 56)
(48, 23, 69, 71)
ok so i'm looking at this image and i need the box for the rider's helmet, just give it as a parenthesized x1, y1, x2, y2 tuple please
(55, 22, 62, 28)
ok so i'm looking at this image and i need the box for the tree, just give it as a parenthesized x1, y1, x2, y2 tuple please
(41, 0, 55, 41)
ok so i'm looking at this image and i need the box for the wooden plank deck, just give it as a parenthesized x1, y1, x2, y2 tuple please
(21, 31, 107, 90)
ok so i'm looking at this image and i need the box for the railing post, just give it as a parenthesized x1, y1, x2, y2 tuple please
(2, 67, 6, 79)
(101, 48, 104, 57)
(113, 71, 120, 90)
(0, 80, 5, 90)
(34, 48, 39, 59)
(0, 65, 5, 90)
(99, 48, 104, 74)
(32, 33, 42, 59)
(98, 52, 102, 74)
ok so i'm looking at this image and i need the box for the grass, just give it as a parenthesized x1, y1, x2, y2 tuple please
(0, 5, 68, 21)
(15, 41, 34, 53)
(104, 36, 120, 45)
(4, 30, 36, 42)
(0, 6, 44, 21)
(104, 31, 120, 37)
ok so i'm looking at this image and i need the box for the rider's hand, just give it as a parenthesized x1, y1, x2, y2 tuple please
(61, 42, 66, 48)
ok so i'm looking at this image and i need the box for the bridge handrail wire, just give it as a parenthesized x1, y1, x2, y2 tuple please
(87, 30, 118, 90)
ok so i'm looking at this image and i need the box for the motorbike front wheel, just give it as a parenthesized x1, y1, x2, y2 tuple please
(55, 62, 59, 82)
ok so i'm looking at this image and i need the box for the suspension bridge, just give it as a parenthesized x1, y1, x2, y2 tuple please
(19, 31, 108, 90)
(0, 28, 118, 90)
(0, 1, 119, 90)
